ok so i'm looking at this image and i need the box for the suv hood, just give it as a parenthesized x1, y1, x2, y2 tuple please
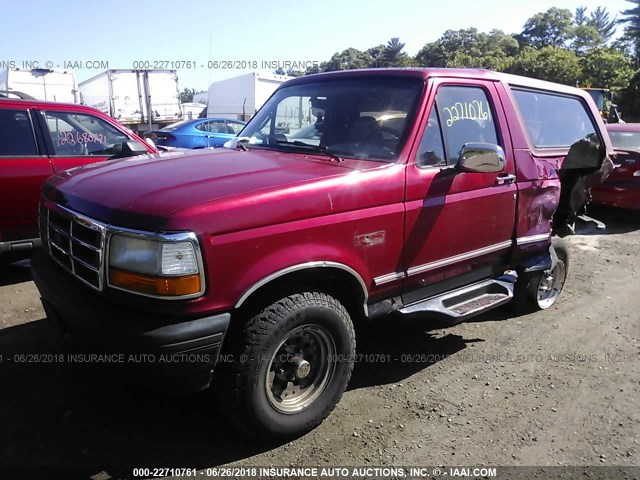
(43, 149, 369, 231)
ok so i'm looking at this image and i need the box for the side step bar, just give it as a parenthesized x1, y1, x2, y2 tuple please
(399, 272, 517, 324)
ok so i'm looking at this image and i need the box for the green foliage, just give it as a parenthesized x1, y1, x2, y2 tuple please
(273, 68, 305, 77)
(575, 6, 588, 26)
(588, 6, 617, 43)
(378, 38, 416, 67)
(508, 46, 582, 85)
(178, 87, 197, 103)
(307, 6, 640, 117)
(416, 29, 518, 70)
(572, 25, 603, 54)
(323, 47, 373, 71)
(321, 38, 416, 72)
(618, 69, 640, 120)
(518, 7, 574, 48)
(580, 47, 634, 88)
(620, 0, 640, 58)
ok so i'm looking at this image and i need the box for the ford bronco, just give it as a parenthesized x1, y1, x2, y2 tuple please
(31, 69, 613, 439)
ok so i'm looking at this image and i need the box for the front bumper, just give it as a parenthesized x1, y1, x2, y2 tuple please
(30, 249, 230, 394)
(0, 237, 41, 260)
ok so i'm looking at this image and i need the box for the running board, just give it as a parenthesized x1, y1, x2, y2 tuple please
(399, 273, 516, 323)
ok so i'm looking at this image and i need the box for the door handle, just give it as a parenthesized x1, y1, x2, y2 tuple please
(496, 173, 516, 185)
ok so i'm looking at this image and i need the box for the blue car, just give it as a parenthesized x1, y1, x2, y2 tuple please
(151, 118, 246, 149)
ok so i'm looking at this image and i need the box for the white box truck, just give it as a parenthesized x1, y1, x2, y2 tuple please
(192, 92, 208, 104)
(0, 68, 79, 103)
(79, 69, 182, 133)
(181, 102, 207, 120)
(206, 72, 293, 121)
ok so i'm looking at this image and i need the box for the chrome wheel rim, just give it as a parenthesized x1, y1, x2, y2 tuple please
(537, 260, 566, 309)
(265, 325, 336, 414)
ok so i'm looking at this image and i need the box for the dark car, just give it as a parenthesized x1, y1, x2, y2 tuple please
(150, 118, 245, 149)
(0, 92, 156, 264)
(591, 123, 640, 209)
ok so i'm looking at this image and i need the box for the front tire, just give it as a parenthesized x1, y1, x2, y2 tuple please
(215, 292, 355, 440)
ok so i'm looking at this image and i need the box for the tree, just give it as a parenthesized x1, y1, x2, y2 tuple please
(572, 25, 603, 54)
(416, 28, 482, 67)
(366, 44, 386, 63)
(618, 69, 640, 120)
(619, 0, 640, 58)
(580, 47, 634, 88)
(575, 6, 588, 26)
(323, 48, 373, 71)
(588, 6, 617, 43)
(508, 46, 582, 85)
(415, 28, 518, 70)
(518, 7, 574, 48)
(378, 37, 415, 67)
(273, 68, 305, 77)
(178, 87, 196, 103)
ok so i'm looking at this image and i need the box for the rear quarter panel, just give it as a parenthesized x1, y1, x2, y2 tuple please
(496, 74, 614, 256)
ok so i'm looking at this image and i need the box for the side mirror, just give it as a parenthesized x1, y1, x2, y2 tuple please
(458, 143, 505, 173)
(109, 141, 149, 160)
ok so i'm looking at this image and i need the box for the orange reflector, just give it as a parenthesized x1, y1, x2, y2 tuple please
(110, 268, 201, 297)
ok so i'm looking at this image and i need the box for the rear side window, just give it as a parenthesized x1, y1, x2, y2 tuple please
(227, 122, 244, 135)
(0, 109, 39, 156)
(511, 89, 597, 148)
(44, 111, 132, 156)
(196, 120, 230, 133)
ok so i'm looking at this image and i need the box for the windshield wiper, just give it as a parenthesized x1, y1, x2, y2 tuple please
(275, 140, 344, 163)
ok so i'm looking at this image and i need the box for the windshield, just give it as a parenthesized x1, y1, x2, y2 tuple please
(238, 77, 424, 162)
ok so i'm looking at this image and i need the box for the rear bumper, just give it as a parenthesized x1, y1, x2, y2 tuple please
(30, 249, 230, 394)
(591, 180, 640, 210)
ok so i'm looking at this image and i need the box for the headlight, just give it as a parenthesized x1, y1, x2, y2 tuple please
(108, 233, 203, 298)
(633, 170, 640, 177)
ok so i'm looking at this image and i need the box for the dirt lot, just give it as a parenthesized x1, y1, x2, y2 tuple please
(0, 206, 638, 480)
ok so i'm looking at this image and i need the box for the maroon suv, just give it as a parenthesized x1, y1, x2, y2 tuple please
(0, 92, 155, 263)
(31, 69, 612, 439)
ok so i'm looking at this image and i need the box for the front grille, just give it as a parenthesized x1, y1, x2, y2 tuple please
(39, 204, 106, 290)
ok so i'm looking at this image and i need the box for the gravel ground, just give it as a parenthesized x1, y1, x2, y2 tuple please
(0, 206, 638, 480)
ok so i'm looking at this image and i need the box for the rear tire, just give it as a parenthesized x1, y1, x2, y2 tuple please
(512, 237, 569, 313)
(215, 292, 355, 440)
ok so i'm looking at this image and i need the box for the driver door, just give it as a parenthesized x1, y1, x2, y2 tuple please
(403, 80, 517, 296)
(38, 109, 139, 173)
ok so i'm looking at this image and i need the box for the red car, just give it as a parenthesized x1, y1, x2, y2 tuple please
(0, 92, 156, 263)
(32, 69, 613, 439)
(591, 123, 640, 209)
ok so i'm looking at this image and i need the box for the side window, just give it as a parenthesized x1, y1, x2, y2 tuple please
(195, 121, 209, 132)
(415, 108, 446, 167)
(207, 121, 228, 134)
(436, 86, 498, 163)
(227, 122, 244, 135)
(0, 109, 39, 156)
(512, 89, 597, 148)
(44, 111, 134, 156)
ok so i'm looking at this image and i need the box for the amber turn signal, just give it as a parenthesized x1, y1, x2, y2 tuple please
(110, 268, 201, 297)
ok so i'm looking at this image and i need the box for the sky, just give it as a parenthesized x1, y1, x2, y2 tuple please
(0, 0, 633, 93)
